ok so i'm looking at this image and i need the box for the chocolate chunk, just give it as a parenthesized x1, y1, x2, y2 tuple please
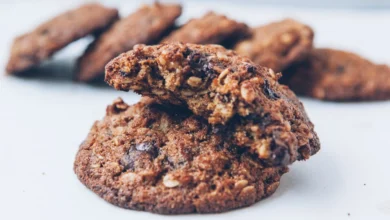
(263, 80, 280, 100)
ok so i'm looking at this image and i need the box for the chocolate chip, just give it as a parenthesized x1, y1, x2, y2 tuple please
(119, 70, 128, 77)
(215, 143, 225, 151)
(202, 62, 217, 79)
(120, 150, 138, 171)
(270, 146, 290, 166)
(245, 64, 256, 73)
(188, 52, 202, 66)
(120, 142, 158, 171)
(120, 63, 140, 77)
(336, 65, 345, 74)
(263, 80, 280, 100)
(227, 145, 246, 155)
(245, 113, 272, 128)
(269, 136, 290, 166)
(136, 142, 157, 156)
(211, 125, 226, 134)
(260, 113, 273, 128)
(182, 47, 191, 57)
(149, 64, 163, 80)
(187, 52, 217, 79)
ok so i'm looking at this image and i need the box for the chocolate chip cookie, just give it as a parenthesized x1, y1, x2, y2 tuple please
(161, 12, 249, 47)
(75, 3, 182, 82)
(74, 98, 288, 214)
(6, 3, 119, 74)
(282, 48, 390, 101)
(105, 43, 320, 166)
(234, 19, 314, 72)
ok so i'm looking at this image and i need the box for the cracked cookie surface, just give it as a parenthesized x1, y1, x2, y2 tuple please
(161, 12, 249, 47)
(74, 98, 288, 214)
(282, 48, 390, 101)
(6, 3, 119, 74)
(105, 43, 320, 166)
(234, 19, 313, 72)
(75, 3, 182, 81)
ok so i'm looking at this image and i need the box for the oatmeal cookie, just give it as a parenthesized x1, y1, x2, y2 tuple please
(74, 98, 288, 214)
(6, 3, 119, 74)
(105, 43, 320, 166)
(75, 3, 182, 82)
(282, 48, 390, 101)
(161, 12, 249, 47)
(234, 19, 314, 72)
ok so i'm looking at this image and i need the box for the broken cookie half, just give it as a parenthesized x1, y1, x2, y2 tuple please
(105, 43, 320, 166)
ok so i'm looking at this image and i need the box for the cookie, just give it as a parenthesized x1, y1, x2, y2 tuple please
(282, 48, 390, 101)
(234, 19, 314, 72)
(161, 12, 249, 47)
(6, 3, 119, 74)
(105, 43, 320, 166)
(74, 98, 288, 214)
(75, 3, 182, 82)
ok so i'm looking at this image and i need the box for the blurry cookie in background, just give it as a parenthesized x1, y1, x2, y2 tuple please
(234, 19, 314, 73)
(75, 3, 182, 82)
(282, 48, 390, 101)
(161, 12, 249, 47)
(6, 3, 119, 74)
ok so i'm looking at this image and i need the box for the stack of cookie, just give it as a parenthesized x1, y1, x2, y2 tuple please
(74, 43, 321, 214)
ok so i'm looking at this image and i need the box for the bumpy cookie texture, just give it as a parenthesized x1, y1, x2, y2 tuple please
(234, 19, 314, 72)
(74, 98, 288, 214)
(6, 3, 119, 74)
(75, 3, 182, 82)
(105, 43, 320, 166)
(161, 12, 249, 47)
(282, 48, 390, 101)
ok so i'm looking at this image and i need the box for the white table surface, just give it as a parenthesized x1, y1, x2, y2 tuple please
(1, 1, 390, 219)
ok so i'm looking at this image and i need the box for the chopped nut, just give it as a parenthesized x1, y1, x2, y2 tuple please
(181, 90, 195, 96)
(130, 85, 143, 91)
(90, 163, 101, 169)
(281, 33, 293, 44)
(218, 68, 230, 84)
(198, 90, 209, 95)
(152, 89, 166, 96)
(120, 66, 130, 74)
(250, 125, 259, 132)
(217, 51, 228, 60)
(241, 82, 256, 103)
(256, 139, 271, 159)
(163, 174, 180, 188)
(234, 180, 248, 189)
(241, 185, 255, 194)
(120, 172, 138, 183)
(107, 162, 121, 175)
(158, 56, 166, 65)
(113, 138, 119, 146)
(187, 76, 202, 87)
